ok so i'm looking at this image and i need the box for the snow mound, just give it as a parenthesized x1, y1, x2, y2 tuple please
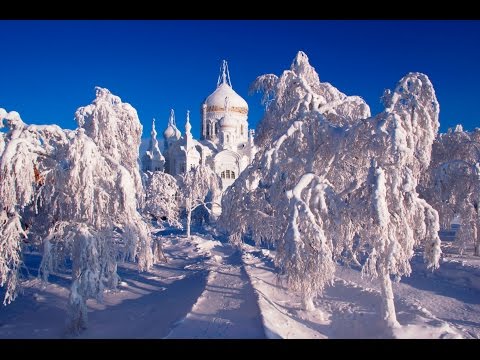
(394, 322, 462, 339)
(191, 236, 223, 255)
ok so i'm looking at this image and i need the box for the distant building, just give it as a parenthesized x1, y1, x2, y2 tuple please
(142, 60, 257, 192)
(141, 118, 165, 172)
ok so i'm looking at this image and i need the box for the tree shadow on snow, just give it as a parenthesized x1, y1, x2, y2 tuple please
(441, 318, 480, 329)
(0, 249, 210, 339)
(398, 272, 480, 306)
(76, 270, 209, 339)
(166, 260, 265, 339)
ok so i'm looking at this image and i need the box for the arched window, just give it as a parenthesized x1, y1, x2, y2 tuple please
(221, 170, 236, 180)
(241, 125, 244, 136)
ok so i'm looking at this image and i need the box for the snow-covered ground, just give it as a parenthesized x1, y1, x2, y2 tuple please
(165, 236, 264, 338)
(242, 244, 480, 339)
(0, 230, 211, 338)
(0, 228, 479, 339)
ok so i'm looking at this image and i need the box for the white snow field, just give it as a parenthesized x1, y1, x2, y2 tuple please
(0, 228, 479, 339)
(242, 244, 479, 339)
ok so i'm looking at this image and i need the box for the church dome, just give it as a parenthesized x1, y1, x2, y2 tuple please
(163, 109, 181, 140)
(204, 83, 248, 115)
(163, 124, 181, 140)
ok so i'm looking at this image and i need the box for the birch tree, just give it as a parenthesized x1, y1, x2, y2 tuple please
(220, 51, 441, 329)
(420, 127, 480, 256)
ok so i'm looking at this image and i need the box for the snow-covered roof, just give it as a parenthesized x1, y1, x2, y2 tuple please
(204, 83, 248, 115)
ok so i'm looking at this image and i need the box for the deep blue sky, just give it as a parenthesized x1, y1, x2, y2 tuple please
(1, 20, 479, 139)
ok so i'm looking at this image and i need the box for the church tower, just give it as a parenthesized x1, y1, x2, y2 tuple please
(163, 109, 181, 174)
(201, 60, 249, 148)
(141, 118, 165, 172)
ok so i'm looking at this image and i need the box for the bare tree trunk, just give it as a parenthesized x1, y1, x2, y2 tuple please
(302, 293, 315, 311)
(67, 239, 87, 334)
(474, 223, 480, 256)
(379, 267, 400, 329)
(154, 238, 167, 263)
(185, 196, 192, 239)
(186, 208, 192, 239)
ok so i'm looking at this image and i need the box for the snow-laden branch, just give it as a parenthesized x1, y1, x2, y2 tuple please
(420, 127, 480, 256)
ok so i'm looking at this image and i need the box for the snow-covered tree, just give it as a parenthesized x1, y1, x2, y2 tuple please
(73, 87, 153, 270)
(181, 164, 220, 239)
(420, 127, 480, 256)
(0, 109, 69, 305)
(144, 171, 181, 228)
(220, 51, 441, 329)
(75, 87, 145, 207)
(249, 52, 371, 150)
(1, 87, 154, 332)
(39, 88, 154, 332)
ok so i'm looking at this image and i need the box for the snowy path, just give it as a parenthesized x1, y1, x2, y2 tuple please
(0, 233, 265, 339)
(166, 242, 265, 339)
(77, 269, 208, 339)
(0, 234, 211, 338)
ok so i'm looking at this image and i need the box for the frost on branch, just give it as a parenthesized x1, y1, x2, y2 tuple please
(249, 73, 278, 108)
(280, 173, 336, 311)
(181, 164, 221, 239)
(0, 212, 24, 305)
(75, 87, 144, 206)
(420, 128, 480, 256)
(220, 52, 441, 328)
(144, 171, 181, 228)
(0, 109, 69, 305)
(253, 51, 371, 149)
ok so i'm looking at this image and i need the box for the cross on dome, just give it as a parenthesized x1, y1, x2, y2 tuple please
(185, 110, 192, 135)
(217, 60, 232, 88)
(163, 109, 181, 140)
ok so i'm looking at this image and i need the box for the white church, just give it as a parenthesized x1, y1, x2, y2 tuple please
(142, 60, 257, 191)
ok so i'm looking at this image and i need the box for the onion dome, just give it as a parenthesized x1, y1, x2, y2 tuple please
(163, 109, 181, 140)
(204, 60, 248, 115)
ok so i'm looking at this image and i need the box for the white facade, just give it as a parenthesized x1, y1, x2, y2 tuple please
(147, 60, 257, 192)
